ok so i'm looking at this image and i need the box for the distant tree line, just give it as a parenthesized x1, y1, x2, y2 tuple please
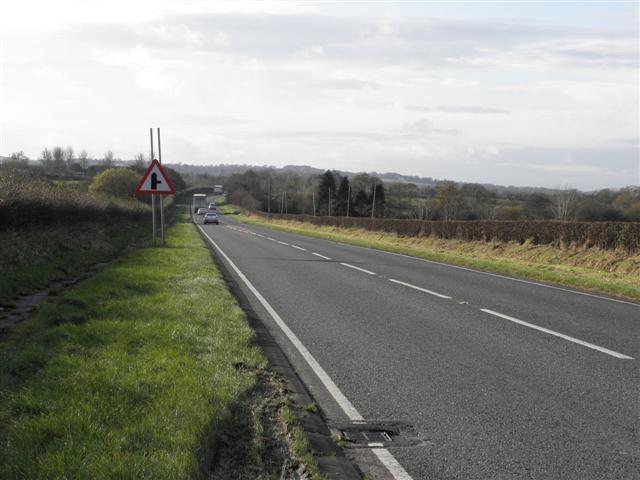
(1, 148, 186, 192)
(4, 151, 638, 222)
(226, 169, 388, 218)
(224, 168, 640, 222)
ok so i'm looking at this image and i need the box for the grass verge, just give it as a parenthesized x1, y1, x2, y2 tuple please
(0, 220, 148, 305)
(0, 214, 321, 479)
(223, 207, 640, 301)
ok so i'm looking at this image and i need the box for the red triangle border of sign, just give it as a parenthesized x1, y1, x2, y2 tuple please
(135, 159, 176, 195)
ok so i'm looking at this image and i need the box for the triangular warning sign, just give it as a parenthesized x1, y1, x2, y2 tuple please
(135, 159, 176, 195)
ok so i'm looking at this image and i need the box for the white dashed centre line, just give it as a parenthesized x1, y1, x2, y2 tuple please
(480, 309, 633, 360)
(291, 245, 307, 251)
(277, 241, 290, 246)
(312, 252, 332, 260)
(340, 262, 376, 275)
(389, 278, 452, 299)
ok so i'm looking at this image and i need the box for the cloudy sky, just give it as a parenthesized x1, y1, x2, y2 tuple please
(1, 1, 638, 189)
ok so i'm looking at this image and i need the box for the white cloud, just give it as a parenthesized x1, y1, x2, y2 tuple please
(214, 32, 231, 48)
(1, 3, 638, 189)
(135, 70, 177, 92)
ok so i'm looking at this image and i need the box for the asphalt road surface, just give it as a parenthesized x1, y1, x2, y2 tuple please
(198, 213, 638, 480)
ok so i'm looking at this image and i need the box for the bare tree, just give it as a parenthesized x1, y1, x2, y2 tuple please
(103, 151, 114, 167)
(9, 151, 29, 161)
(39, 148, 53, 168)
(552, 187, 578, 221)
(134, 152, 146, 169)
(51, 146, 66, 173)
(436, 181, 464, 220)
(64, 146, 75, 166)
(78, 149, 89, 170)
(6, 151, 29, 168)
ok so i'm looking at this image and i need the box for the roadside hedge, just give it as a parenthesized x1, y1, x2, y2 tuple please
(0, 171, 148, 230)
(254, 212, 640, 251)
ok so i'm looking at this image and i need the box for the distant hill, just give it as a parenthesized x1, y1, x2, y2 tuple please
(164, 162, 574, 194)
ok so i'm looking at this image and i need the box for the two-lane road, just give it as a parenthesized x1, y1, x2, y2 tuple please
(198, 213, 638, 479)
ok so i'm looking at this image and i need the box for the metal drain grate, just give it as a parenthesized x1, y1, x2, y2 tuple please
(332, 420, 429, 449)
(342, 429, 393, 444)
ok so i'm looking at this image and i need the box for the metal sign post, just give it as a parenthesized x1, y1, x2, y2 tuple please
(157, 127, 164, 244)
(149, 128, 156, 246)
(137, 128, 176, 246)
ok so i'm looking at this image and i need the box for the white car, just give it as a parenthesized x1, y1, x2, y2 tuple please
(196, 207, 208, 215)
(203, 212, 219, 224)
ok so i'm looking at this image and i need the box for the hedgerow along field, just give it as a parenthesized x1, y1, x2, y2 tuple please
(254, 212, 640, 251)
(0, 170, 150, 303)
(0, 170, 148, 229)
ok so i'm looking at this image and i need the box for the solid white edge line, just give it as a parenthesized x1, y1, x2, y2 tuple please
(197, 223, 414, 480)
(312, 252, 332, 260)
(480, 309, 633, 360)
(196, 224, 364, 420)
(389, 278, 452, 299)
(340, 262, 376, 275)
(291, 245, 307, 251)
(372, 448, 414, 480)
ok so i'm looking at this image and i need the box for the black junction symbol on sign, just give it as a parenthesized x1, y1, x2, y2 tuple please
(151, 173, 162, 190)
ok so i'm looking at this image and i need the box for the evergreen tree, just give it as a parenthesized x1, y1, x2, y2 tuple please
(353, 189, 369, 217)
(317, 170, 337, 216)
(335, 176, 351, 216)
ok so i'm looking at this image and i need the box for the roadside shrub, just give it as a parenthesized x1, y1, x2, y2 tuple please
(89, 168, 139, 199)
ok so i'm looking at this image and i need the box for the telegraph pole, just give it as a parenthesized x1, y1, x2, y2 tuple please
(267, 176, 272, 219)
(157, 127, 164, 244)
(346, 183, 351, 217)
(371, 183, 377, 218)
(312, 191, 316, 216)
(328, 187, 332, 216)
(149, 128, 156, 246)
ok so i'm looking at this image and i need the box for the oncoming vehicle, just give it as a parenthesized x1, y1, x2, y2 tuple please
(208, 202, 216, 209)
(196, 207, 208, 215)
(203, 212, 219, 224)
